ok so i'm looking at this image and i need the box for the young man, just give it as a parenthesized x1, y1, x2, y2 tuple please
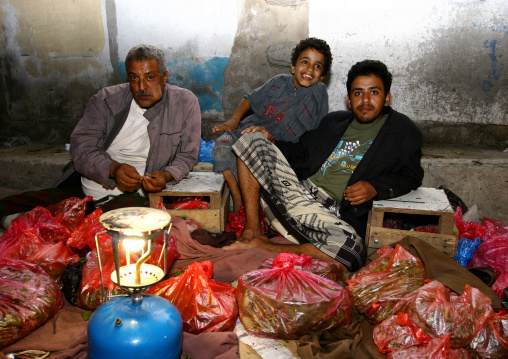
(211, 38, 332, 212)
(223, 60, 424, 271)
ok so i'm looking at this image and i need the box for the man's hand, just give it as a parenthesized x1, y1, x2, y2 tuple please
(343, 181, 378, 205)
(241, 126, 274, 143)
(142, 171, 171, 192)
(109, 162, 143, 191)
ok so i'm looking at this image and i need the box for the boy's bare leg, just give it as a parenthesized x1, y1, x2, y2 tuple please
(235, 157, 264, 241)
(222, 169, 242, 212)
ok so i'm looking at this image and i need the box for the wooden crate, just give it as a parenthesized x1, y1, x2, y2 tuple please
(365, 187, 458, 256)
(149, 172, 230, 233)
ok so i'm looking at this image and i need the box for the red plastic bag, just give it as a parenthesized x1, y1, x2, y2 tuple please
(237, 252, 352, 339)
(225, 205, 268, 238)
(258, 252, 343, 283)
(407, 284, 493, 348)
(0, 258, 64, 349)
(66, 208, 104, 250)
(0, 206, 80, 284)
(347, 245, 425, 325)
(454, 207, 488, 241)
(386, 334, 471, 359)
(168, 196, 210, 209)
(146, 261, 238, 334)
(468, 310, 508, 358)
(46, 196, 93, 232)
(374, 312, 432, 354)
(492, 273, 508, 299)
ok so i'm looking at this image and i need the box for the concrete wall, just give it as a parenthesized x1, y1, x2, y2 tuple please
(0, 0, 507, 146)
(309, 0, 508, 147)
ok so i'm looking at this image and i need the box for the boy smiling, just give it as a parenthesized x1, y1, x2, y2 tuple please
(212, 38, 332, 211)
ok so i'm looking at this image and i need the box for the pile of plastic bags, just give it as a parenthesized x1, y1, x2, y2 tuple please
(453, 207, 508, 298)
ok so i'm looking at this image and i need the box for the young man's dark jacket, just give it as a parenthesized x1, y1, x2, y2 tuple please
(274, 106, 424, 239)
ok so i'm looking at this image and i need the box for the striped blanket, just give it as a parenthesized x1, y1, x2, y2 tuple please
(232, 132, 365, 271)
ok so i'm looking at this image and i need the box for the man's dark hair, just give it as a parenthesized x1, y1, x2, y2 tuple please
(346, 60, 392, 95)
(291, 37, 333, 76)
(125, 44, 167, 76)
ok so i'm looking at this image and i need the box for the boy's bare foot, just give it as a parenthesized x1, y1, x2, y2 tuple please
(212, 118, 239, 133)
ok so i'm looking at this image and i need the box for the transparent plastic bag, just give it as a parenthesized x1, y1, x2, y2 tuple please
(468, 310, 508, 358)
(237, 252, 352, 339)
(386, 334, 470, 359)
(347, 245, 425, 325)
(407, 284, 493, 348)
(147, 261, 238, 334)
(374, 312, 432, 354)
(0, 258, 63, 349)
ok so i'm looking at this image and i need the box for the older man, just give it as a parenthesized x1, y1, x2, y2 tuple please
(65, 44, 201, 200)
(223, 60, 424, 271)
(0, 44, 200, 222)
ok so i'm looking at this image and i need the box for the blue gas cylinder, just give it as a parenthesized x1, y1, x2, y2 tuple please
(88, 294, 182, 359)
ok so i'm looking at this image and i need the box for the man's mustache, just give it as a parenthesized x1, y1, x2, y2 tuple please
(135, 91, 153, 97)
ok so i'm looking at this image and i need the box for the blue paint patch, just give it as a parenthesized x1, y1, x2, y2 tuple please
(472, 22, 508, 34)
(119, 57, 228, 113)
(478, 39, 504, 93)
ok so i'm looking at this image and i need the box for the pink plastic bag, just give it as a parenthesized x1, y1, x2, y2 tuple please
(259, 252, 343, 283)
(237, 252, 351, 339)
(467, 236, 508, 275)
(491, 273, 508, 299)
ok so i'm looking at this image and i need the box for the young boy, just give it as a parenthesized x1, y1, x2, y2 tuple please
(212, 37, 332, 211)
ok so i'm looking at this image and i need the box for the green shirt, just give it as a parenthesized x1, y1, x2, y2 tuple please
(309, 114, 387, 201)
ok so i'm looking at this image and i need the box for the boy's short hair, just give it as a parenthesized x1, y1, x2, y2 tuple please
(291, 38, 333, 77)
(346, 60, 393, 95)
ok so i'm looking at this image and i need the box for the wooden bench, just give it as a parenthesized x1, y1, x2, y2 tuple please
(149, 172, 230, 233)
(365, 187, 458, 256)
